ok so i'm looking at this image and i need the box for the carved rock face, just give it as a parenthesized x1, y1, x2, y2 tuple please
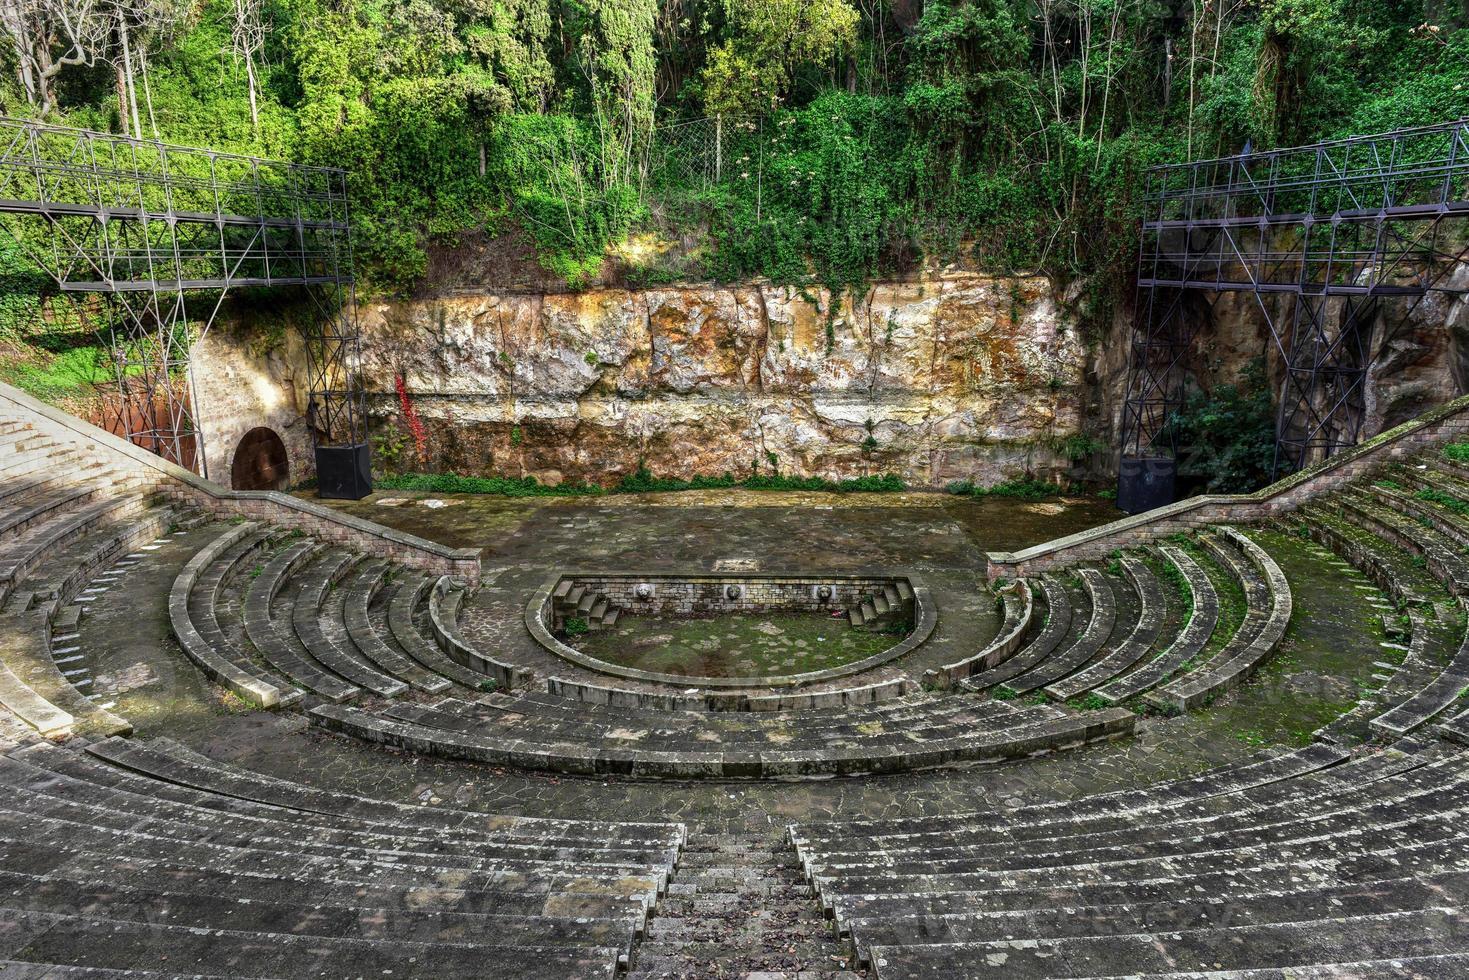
(351, 274, 1091, 487)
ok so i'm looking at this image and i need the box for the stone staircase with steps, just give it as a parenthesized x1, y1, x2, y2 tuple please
(845, 580, 914, 629)
(628, 829, 860, 980)
(552, 579, 622, 632)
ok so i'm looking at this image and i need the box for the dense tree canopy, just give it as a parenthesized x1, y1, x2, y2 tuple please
(3, 0, 1467, 298)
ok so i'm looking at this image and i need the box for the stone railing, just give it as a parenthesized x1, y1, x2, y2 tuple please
(988, 393, 1469, 579)
(0, 381, 482, 583)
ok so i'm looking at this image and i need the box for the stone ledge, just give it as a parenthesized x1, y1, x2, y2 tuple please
(523, 569, 939, 691)
(0, 380, 482, 584)
(987, 393, 1469, 579)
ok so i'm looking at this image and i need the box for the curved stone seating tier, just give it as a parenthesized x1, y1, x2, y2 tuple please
(1296, 490, 1469, 739)
(242, 539, 361, 702)
(1335, 489, 1469, 595)
(791, 742, 1469, 977)
(1142, 528, 1292, 715)
(429, 577, 527, 688)
(340, 560, 452, 693)
(388, 573, 492, 688)
(1371, 600, 1469, 740)
(923, 579, 1033, 687)
(291, 548, 409, 698)
(1044, 553, 1165, 700)
(547, 672, 918, 712)
(170, 522, 300, 709)
(0, 483, 181, 737)
(999, 567, 1119, 696)
(0, 736, 683, 978)
(1095, 544, 1219, 704)
(0, 493, 157, 607)
(959, 575, 1076, 692)
(311, 694, 1136, 779)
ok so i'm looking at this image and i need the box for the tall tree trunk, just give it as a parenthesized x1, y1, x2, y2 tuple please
(118, 16, 143, 139)
(244, 53, 260, 137)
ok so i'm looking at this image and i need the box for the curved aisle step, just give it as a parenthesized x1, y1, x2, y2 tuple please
(310, 700, 1135, 779)
(242, 539, 359, 702)
(427, 578, 527, 688)
(1370, 598, 1469, 738)
(960, 576, 1076, 692)
(169, 522, 296, 709)
(387, 574, 492, 689)
(923, 581, 1033, 688)
(1000, 568, 1116, 696)
(1144, 528, 1291, 715)
(340, 561, 450, 693)
(1045, 554, 1166, 700)
(291, 549, 407, 698)
(1095, 544, 1218, 704)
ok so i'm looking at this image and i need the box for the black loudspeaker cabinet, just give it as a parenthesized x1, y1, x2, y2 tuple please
(316, 443, 373, 500)
(1116, 455, 1176, 515)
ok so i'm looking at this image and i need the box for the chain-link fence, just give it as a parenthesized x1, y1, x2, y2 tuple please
(643, 115, 765, 206)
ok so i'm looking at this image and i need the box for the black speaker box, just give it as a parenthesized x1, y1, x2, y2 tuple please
(316, 443, 373, 500)
(1117, 455, 1176, 515)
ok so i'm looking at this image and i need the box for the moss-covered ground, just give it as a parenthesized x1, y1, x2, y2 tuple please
(571, 610, 908, 678)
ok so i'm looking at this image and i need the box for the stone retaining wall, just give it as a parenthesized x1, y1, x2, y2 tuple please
(987, 393, 1469, 579)
(0, 381, 482, 584)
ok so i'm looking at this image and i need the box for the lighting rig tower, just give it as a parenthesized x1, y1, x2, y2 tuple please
(0, 118, 371, 498)
(1117, 118, 1469, 513)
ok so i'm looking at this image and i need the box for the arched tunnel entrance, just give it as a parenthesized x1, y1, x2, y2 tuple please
(231, 427, 290, 491)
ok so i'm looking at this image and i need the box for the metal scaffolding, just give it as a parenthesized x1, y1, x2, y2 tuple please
(0, 118, 368, 493)
(1118, 117, 1469, 512)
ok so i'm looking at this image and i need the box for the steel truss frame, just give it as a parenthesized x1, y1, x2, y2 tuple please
(0, 118, 366, 479)
(1119, 117, 1469, 496)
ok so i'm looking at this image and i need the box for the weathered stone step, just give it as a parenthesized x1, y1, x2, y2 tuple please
(1096, 543, 1220, 704)
(388, 573, 490, 688)
(85, 737, 684, 846)
(863, 907, 1469, 979)
(170, 523, 297, 709)
(241, 538, 359, 702)
(0, 907, 625, 980)
(1046, 553, 1166, 700)
(291, 548, 408, 697)
(1002, 567, 1116, 695)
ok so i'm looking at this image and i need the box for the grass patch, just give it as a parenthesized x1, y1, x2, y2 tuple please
(947, 478, 1059, 500)
(1416, 487, 1469, 517)
(1443, 442, 1469, 464)
(374, 467, 906, 498)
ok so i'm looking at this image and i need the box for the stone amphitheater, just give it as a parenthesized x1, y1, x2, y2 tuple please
(6, 376, 1469, 978)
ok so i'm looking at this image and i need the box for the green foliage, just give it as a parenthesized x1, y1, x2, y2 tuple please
(1416, 487, 1469, 517)
(562, 617, 590, 637)
(702, 0, 858, 117)
(10, 0, 1467, 300)
(1443, 442, 1469, 464)
(374, 465, 905, 497)
(947, 477, 1058, 500)
(616, 464, 905, 494)
(374, 472, 605, 497)
(1165, 360, 1278, 495)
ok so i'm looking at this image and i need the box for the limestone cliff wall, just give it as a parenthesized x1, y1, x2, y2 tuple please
(187, 264, 1469, 492)
(354, 273, 1095, 488)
